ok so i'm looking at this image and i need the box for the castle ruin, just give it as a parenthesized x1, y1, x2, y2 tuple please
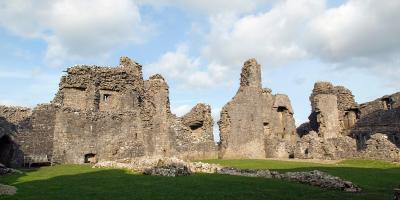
(0, 57, 399, 168)
(218, 59, 296, 159)
(295, 82, 400, 161)
(0, 57, 216, 167)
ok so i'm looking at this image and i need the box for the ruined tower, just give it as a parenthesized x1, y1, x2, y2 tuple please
(296, 81, 400, 162)
(308, 82, 359, 138)
(218, 59, 296, 159)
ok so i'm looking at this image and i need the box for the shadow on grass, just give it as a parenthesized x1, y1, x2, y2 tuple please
(1, 166, 398, 200)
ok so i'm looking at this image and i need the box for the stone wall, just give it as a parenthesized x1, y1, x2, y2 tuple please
(52, 109, 145, 164)
(308, 82, 359, 137)
(175, 103, 216, 159)
(298, 82, 400, 162)
(351, 93, 400, 149)
(218, 59, 296, 159)
(17, 104, 57, 159)
(2, 57, 399, 165)
(311, 94, 341, 139)
(0, 57, 217, 167)
(0, 106, 31, 167)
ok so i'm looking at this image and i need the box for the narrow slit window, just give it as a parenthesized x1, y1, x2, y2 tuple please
(103, 94, 111, 102)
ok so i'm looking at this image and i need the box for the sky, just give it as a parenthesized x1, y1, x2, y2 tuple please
(0, 0, 399, 141)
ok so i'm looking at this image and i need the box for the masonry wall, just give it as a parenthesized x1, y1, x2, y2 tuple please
(52, 110, 145, 164)
(20, 104, 57, 157)
(351, 93, 400, 148)
(219, 59, 296, 159)
(174, 103, 217, 159)
(298, 82, 400, 161)
(0, 106, 32, 167)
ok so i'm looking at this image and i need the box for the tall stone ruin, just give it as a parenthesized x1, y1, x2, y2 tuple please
(218, 59, 296, 159)
(0, 57, 217, 167)
(296, 82, 400, 161)
(308, 82, 359, 138)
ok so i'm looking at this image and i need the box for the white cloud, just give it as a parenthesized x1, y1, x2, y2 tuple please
(196, 0, 400, 89)
(306, 0, 400, 62)
(138, 0, 274, 15)
(0, 0, 150, 66)
(202, 0, 325, 68)
(146, 44, 232, 89)
(171, 104, 192, 117)
(143, 0, 400, 92)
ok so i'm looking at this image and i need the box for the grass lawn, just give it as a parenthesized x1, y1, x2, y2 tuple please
(0, 159, 399, 200)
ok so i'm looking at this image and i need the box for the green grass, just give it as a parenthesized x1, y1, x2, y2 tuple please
(0, 160, 399, 200)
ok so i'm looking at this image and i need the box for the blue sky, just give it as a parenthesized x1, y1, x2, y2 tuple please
(1, 0, 399, 140)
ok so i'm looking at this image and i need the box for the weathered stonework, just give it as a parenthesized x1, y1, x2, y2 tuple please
(1, 57, 399, 165)
(0, 106, 31, 167)
(298, 81, 400, 162)
(294, 131, 358, 160)
(359, 133, 400, 162)
(218, 59, 296, 159)
(351, 93, 400, 149)
(0, 57, 217, 167)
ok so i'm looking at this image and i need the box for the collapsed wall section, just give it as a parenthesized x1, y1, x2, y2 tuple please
(142, 74, 175, 157)
(296, 82, 359, 160)
(308, 82, 359, 137)
(218, 59, 296, 159)
(299, 82, 400, 162)
(174, 103, 216, 159)
(351, 92, 400, 149)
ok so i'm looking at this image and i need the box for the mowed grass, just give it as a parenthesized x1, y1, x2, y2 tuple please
(0, 159, 399, 200)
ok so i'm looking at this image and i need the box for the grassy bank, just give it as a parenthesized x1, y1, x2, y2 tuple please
(0, 159, 399, 200)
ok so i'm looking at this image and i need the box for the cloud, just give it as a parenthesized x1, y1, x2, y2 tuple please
(171, 104, 192, 117)
(0, 0, 150, 66)
(138, 0, 273, 15)
(197, 0, 400, 88)
(143, 0, 400, 91)
(146, 44, 232, 89)
(201, 0, 325, 68)
(306, 0, 400, 62)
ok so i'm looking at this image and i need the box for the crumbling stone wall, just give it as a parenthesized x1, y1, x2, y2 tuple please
(312, 94, 341, 139)
(19, 104, 57, 159)
(351, 93, 400, 149)
(298, 82, 400, 162)
(359, 133, 400, 161)
(218, 59, 296, 159)
(0, 57, 217, 167)
(296, 82, 360, 160)
(0, 106, 31, 167)
(175, 103, 216, 159)
(294, 132, 358, 160)
(308, 82, 359, 137)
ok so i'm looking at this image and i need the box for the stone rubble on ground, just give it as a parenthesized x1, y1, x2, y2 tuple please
(217, 167, 360, 192)
(0, 163, 22, 176)
(283, 170, 361, 192)
(217, 167, 281, 179)
(93, 156, 222, 174)
(0, 184, 17, 196)
(94, 157, 360, 192)
(143, 164, 191, 177)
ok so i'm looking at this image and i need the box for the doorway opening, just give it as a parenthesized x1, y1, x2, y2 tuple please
(84, 153, 97, 164)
